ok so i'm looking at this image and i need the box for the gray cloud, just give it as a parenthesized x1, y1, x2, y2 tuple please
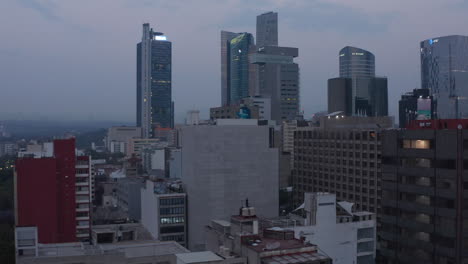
(1, 0, 467, 123)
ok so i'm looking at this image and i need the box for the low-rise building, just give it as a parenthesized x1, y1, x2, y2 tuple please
(105, 126, 142, 154)
(205, 204, 331, 264)
(141, 179, 187, 247)
(15, 226, 189, 264)
(262, 192, 376, 264)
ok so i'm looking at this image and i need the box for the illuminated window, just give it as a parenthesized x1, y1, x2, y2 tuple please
(402, 140, 431, 149)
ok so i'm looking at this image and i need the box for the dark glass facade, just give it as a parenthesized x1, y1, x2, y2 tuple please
(328, 77, 352, 115)
(230, 33, 255, 105)
(329, 46, 388, 117)
(221, 31, 240, 106)
(421, 35, 468, 119)
(137, 24, 174, 138)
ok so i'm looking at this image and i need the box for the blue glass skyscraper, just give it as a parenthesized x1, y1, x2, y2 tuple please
(137, 23, 174, 138)
(421, 35, 468, 119)
(230, 33, 255, 105)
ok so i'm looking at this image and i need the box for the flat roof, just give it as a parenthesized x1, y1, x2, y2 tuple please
(212, 219, 231, 227)
(176, 251, 223, 263)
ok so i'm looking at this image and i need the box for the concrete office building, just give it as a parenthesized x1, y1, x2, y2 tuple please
(180, 119, 279, 250)
(115, 177, 145, 221)
(256, 11, 278, 48)
(105, 126, 142, 154)
(210, 104, 260, 120)
(15, 138, 93, 243)
(137, 23, 174, 138)
(141, 179, 187, 247)
(421, 35, 468, 119)
(251, 46, 300, 121)
(221, 31, 241, 106)
(292, 114, 394, 216)
(329, 47, 388, 116)
(398, 88, 433, 128)
(380, 119, 468, 264)
(262, 192, 376, 264)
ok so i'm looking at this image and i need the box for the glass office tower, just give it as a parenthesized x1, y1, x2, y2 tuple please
(421, 35, 468, 119)
(339, 46, 375, 78)
(230, 33, 255, 105)
(328, 46, 387, 116)
(221, 31, 241, 106)
(137, 23, 174, 138)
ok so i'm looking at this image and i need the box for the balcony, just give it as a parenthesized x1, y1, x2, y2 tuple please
(75, 181, 89, 186)
(76, 233, 90, 238)
(76, 225, 90, 229)
(76, 190, 89, 195)
(76, 207, 90, 212)
(76, 173, 89, 177)
(76, 199, 90, 204)
(76, 216, 90, 221)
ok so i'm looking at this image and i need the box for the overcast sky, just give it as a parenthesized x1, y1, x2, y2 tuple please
(1, 0, 468, 123)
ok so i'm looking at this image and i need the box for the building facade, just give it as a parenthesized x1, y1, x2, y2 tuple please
(105, 126, 141, 154)
(256, 11, 278, 48)
(330, 46, 388, 117)
(421, 35, 468, 119)
(137, 23, 174, 138)
(292, 116, 394, 216)
(180, 119, 279, 250)
(221, 31, 241, 106)
(251, 46, 300, 121)
(262, 192, 376, 264)
(15, 138, 92, 244)
(141, 180, 187, 247)
(230, 33, 256, 105)
(380, 119, 468, 264)
(398, 88, 433, 128)
(115, 177, 145, 221)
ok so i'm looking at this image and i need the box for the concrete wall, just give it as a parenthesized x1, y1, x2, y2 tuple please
(180, 124, 279, 250)
(141, 181, 159, 240)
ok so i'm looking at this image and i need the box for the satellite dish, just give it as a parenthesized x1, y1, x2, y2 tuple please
(265, 242, 281, 250)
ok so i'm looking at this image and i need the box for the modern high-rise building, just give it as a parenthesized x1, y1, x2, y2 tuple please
(381, 119, 468, 263)
(256, 11, 278, 48)
(230, 33, 256, 105)
(421, 35, 468, 119)
(398, 88, 433, 128)
(251, 46, 300, 121)
(221, 31, 241, 106)
(328, 46, 388, 117)
(179, 119, 279, 250)
(137, 23, 174, 138)
(339, 46, 375, 78)
(15, 138, 92, 244)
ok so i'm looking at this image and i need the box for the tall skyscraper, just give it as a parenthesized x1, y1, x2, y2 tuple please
(256, 11, 278, 48)
(251, 46, 300, 121)
(339, 46, 375, 78)
(328, 46, 388, 117)
(421, 35, 468, 119)
(229, 33, 256, 105)
(137, 23, 174, 138)
(221, 31, 241, 106)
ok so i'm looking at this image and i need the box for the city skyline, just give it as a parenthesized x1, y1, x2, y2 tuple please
(1, 0, 468, 123)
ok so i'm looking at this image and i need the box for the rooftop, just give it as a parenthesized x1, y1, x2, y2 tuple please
(242, 234, 316, 253)
(175, 251, 223, 263)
